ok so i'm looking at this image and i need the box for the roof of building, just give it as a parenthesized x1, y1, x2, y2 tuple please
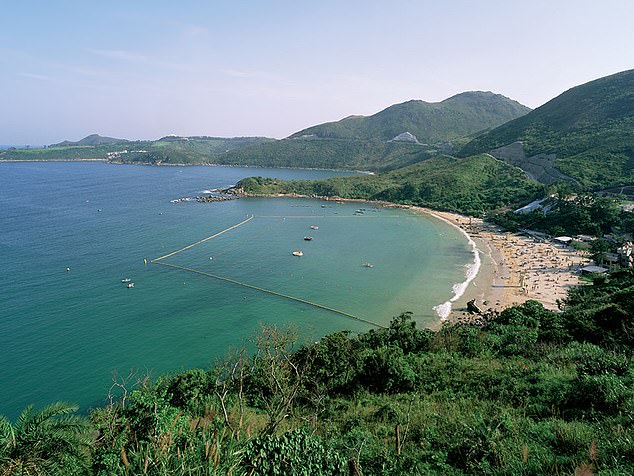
(581, 265, 608, 273)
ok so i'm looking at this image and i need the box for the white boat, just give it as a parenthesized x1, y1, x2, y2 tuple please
(310, 225, 319, 230)
(292, 251, 304, 257)
(127, 282, 135, 288)
(362, 263, 374, 268)
(121, 278, 132, 283)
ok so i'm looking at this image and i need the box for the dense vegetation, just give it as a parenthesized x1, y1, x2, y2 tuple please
(291, 92, 530, 143)
(2, 270, 633, 475)
(460, 69, 634, 188)
(0, 144, 123, 161)
(116, 137, 274, 165)
(216, 92, 530, 172)
(0, 137, 272, 165)
(235, 154, 542, 216)
(218, 138, 441, 172)
(493, 191, 634, 238)
(51, 134, 129, 147)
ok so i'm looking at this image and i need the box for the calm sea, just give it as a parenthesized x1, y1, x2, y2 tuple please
(0, 162, 472, 417)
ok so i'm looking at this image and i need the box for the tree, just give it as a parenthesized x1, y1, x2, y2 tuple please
(0, 402, 93, 475)
(249, 325, 314, 435)
(590, 239, 610, 265)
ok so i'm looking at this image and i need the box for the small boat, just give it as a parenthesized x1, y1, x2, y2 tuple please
(292, 251, 304, 257)
(303, 236, 313, 241)
(121, 278, 132, 283)
(310, 225, 319, 230)
(362, 263, 374, 268)
(355, 209, 365, 214)
(127, 282, 135, 288)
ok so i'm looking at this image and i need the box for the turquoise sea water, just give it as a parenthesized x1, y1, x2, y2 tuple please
(0, 162, 472, 417)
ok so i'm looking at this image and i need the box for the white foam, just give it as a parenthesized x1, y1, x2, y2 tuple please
(430, 214, 482, 320)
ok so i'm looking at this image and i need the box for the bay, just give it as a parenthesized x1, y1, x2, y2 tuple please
(0, 162, 472, 417)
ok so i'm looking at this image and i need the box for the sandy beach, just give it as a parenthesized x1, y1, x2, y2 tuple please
(236, 191, 593, 323)
(407, 206, 592, 322)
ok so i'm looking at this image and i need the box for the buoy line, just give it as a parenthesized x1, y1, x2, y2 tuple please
(253, 215, 402, 219)
(152, 215, 254, 262)
(149, 214, 399, 329)
(153, 260, 386, 329)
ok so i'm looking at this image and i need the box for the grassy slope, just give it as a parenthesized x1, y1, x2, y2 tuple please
(0, 144, 130, 161)
(217, 138, 438, 171)
(203, 92, 531, 172)
(237, 154, 542, 216)
(291, 92, 530, 143)
(116, 137, 274, 164)
(0, 137, 273, 164)
(460, 69, 634, 188)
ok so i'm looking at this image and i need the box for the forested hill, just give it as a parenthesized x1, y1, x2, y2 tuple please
(216, 92, 531, 171)
(460, 69, 634, 187)
(51, 134, 128, 147)
(0, 136, 274, 164)
(235, 154, 542, 216)
(290, 91, 531, 144)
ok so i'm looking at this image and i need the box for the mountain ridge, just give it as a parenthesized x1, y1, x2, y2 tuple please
(51, 134, 129, 147)
(289, 91, 531, 144)
(460, 69, 634, 187)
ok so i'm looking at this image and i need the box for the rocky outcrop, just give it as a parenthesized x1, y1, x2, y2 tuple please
(390, 132, 421, 144)
(488, 141, 575, 185)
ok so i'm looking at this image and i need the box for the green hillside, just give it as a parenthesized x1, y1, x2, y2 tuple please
(291, 92, 531, 143)
(217, 137, 437, 171)
(115, 136, 274, 164)
(0, 144, 129, 161)
(51, 133, 128, 147)
(1, 93, 529, 171)
(460, 69, 634, 187)
(0, 136, 273, 164)
(236, 154, 542, 216)
(218, 92, 530, 172)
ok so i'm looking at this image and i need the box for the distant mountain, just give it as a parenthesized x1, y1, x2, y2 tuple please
(460, 69, 634, 187)
(51, 134, 129, 147)
(1, 135, 273, 163)
(290, 91, 531, 144)
(221, 92, 530, 172)
(115, 136, 274, 164)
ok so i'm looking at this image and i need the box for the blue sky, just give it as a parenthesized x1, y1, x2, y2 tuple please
(2, 0, 633, 144)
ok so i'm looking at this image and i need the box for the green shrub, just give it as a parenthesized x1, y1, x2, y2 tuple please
(243, 429, 346, 475)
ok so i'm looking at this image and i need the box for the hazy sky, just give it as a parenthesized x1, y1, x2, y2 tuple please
(2, 0, 633, 144)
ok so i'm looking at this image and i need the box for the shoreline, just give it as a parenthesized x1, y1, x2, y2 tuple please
(0, 158, 108, 163)
(0, 158, 374, 175)
(2, 160, 591, 325)
(404, 207, 591, 325)
(231, 191, 592, 325)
